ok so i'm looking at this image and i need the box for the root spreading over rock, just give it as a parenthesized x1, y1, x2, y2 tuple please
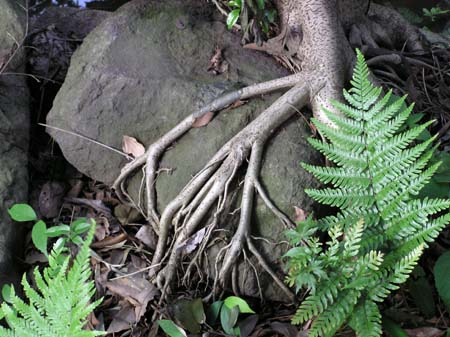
(112, 0, 427, 301)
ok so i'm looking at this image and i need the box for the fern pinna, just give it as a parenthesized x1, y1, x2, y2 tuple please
(285, 49, 450, 337)
(0, 224, 104, 337)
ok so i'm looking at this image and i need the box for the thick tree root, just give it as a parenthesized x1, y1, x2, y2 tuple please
(153, 83, 310, 299)
(113, 73, 303, 228)
(112, 72, 311, 300)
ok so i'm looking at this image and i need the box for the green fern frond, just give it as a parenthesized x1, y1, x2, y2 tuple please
(0, 223, 104, 337)
(308, 137, 368, 169)
(286, 49, 450, 337)
(302, 163, 370, 188)
(349, 300, 382, 337)
(308, 289, 359, 337)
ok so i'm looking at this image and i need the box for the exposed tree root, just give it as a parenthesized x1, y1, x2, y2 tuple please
(113, 72, 303, 227)
(153, 83, 310, 299)
(112, 0, 431, 304)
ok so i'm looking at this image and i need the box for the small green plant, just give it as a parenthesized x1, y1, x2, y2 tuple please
(422, 6, 449, 22)
(227, 0, 242, 29)
(285, 49, 450, 337)
(158, 296, 256, 337)
(0, 204, 103, 336)
(8, 204, 92, 257)
(226, 0, 276, 34)
(398, 5, 450, 26)
(0, 204, 104, 337)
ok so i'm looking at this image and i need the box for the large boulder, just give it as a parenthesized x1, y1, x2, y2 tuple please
(0, 0, 29, 285)
(47, 0, 320, 300)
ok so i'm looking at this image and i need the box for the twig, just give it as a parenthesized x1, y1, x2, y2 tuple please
(109, 263, 162, 281)
(0, 72, 62, 84)
(247, 238, 295, 301)
(39, 123, 132, 159)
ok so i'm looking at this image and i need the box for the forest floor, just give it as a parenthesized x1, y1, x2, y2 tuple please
(19, 1, 450, 336)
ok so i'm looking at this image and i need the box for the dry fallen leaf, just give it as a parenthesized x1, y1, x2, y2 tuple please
(135, 225, 157, 250)
(86, 311, 101, 331)
(122, 135, 145, 157)
(207, 46, 227, 75)
(230, 99, 247, 109)
(106, 276, 159, 321)
(106, 300, 136, 333)
(179, 227, 206, 255)
(405, 327, 445, 337)
(269, 321, 299, 337)
(192, 111, 214, 128)
(91, 232, 128, 249)
(294, 206, 308, 222)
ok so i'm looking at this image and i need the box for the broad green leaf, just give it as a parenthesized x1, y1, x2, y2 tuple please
(157, 320, 187, 337)
(224, 296, 255, 313)
(206, 300, 223, 325)
(191, 298, 206, 324)
(435, 172, 450, 183)
(419, 179, 450, 198)
(227, 9, 240, 29)
(71, 235, 84, 245)
(172, 299, 201, 333)
(1, 284, 12, 303)
(238, 315, 259, 337)
(382, 317, 409, 337)
(406, 113, 424, 127)
(220, 305, 239, 335)
(54, 237, 66, 252)
(71, 219, 92, 234)
(8, 204, 37, 222)
(434, 251, 450, 311)
(417, 129, 432, 141)
(228, 0, 241, 8)
(46, 225, 71, 238)
(407, 266, 435, 317)
(32, 220, 48, 255)
(256, 0, 264, 10)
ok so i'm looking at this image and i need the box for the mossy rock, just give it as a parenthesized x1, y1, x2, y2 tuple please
(47, 0, 320, 300)
(0, 0, 29, 286)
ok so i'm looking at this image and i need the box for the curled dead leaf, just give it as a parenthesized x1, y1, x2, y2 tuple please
(135, 225, 157, 250)
(404, 327, 445, 337)
(230, 99, 247, 109)
(294, 206, 308, 222)
(122, 135, 145, 157)
(207, 46, 228, 75)
(179, 227, 207, 255)
(192, 111, 214, 128)
(106, 276, 158, 321)
(91, 232, 128, 249)
(106, 300, 136, 333)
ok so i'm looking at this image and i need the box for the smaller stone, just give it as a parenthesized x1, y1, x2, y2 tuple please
(38, 181, 66, 219)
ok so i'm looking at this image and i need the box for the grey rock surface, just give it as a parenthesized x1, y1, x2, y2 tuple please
(47, 0, 320, 300)
(0, 0, 29, 285)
